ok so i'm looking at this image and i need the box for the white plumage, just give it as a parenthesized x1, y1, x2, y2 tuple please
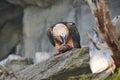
(89, 32, 115, 73)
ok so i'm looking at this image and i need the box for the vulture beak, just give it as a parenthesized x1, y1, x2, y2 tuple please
(59, 34, 67, 44)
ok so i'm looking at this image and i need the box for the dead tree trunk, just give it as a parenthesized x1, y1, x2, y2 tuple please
(87, 0, 120, 67)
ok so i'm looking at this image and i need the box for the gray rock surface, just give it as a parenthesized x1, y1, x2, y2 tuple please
(7, 0, 58, 8)
(0, 16, 23, 60)
(0, 0, 120, 62)
(0, 0, 23, 60)
(20, 0, 120, 57)
(16, 47, 90, 80)
(22, 0, 96, 57)
(0, 47, 119, 80)
(112, 16, 120, 40)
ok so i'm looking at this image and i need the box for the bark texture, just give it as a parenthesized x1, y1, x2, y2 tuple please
(87, 0, 120, 67)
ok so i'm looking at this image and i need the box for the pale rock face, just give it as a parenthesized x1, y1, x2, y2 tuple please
(89, 33, 114, 73)
(0, 54, 25, 67)
(23, 0, 76, 57)
(112, 16, 120, 40)
(1, 0, 120, 61)
(89, 48, 112, 73)
(34, 52, 53, 63)
(7, 0, 57, 8)
(0, 1, 23, 60)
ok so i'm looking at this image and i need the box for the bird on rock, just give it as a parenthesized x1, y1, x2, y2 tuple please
(47, 22, 81, 55)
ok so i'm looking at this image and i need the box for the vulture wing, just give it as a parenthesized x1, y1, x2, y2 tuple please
(67, 22, 81, 48)
(47, 28, 55, 46)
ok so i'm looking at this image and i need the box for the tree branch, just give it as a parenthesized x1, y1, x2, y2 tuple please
(87, 0, 120, 67)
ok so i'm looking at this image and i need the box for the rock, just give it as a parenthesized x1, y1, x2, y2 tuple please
(3, 0, 119, 58)
(108, 0, 120, 18)
(0, 16, 23, 60)
(7, 0, 58, 8)
(34, 52, 53, 64)
(0, 1, 23, 24)
(22, 0, 96, 57)
(0, 47, 119, 80)
(0, 0, 23, 60)
(68, 70, 113, 80)
(17, 47, 90, 80)
(112, 16, 120, 40)
(0, 54, 28, 73)
(18, 0, 120, 58)
(22, 0, 76, 57)
(0, 0, 118, 59)
(0, 54, 29, 80)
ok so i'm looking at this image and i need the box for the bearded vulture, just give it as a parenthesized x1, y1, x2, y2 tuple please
(47, 22, 81, 54)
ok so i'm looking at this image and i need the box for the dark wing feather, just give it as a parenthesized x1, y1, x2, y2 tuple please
(47, 28, 55, 46)
(67, 22, 81, 48)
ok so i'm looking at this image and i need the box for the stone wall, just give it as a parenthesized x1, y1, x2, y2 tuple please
(22, 0, 120, 57)
(0, 0, 23, 60)
(0, 0, 120, 59)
